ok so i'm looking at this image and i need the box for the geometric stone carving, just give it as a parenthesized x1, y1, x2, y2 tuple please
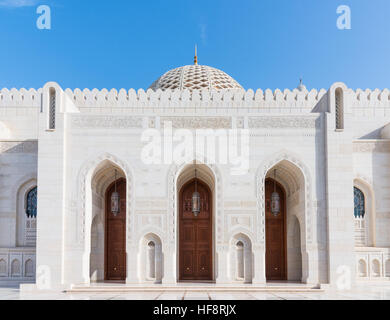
(160, 117, 232, 129)
(72, 115, 143, 129)
(353, 141, 390, 153)
(249, 116, 319, 129)
(0, 141, 38, 154)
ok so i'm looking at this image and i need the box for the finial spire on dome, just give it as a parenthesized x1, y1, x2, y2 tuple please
(194, 44, 198, 65)
(297, 77, 306, 91)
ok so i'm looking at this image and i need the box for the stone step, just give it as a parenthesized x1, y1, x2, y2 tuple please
(67, 284, 324, 293)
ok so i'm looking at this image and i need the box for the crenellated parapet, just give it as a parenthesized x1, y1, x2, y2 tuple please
(0, 88, 42, 107)
(1, 86, 390, 110)
(348, 88, 390, 107)
(62, 88, 328, 108)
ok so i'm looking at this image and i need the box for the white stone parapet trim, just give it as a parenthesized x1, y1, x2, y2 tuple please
(63, 88, 327, 109)
(1, 86, 390, 109)
(0, 88, 42, 107)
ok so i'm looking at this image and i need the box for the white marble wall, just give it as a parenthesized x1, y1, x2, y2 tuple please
(1, 82, 390, 290)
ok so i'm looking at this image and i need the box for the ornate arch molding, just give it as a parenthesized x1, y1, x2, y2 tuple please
(167, 160, 223, 247)
(255, 150, 314, 245)
(76, 152, 135, 247)
(11, 174, 37, 205)
(354, 174, 373, 189)
(138, 230, 164, 246)
(229, 229, 255, 248)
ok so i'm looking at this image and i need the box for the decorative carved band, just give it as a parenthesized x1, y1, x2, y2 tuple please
(0, 141, 37, 154)
(160, 117, 232, 129)
(248, 116, 319, 129)
(71, 115, 143, 129)
(353, 141, 390, 153)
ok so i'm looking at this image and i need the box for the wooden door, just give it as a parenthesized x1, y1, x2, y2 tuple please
(265, 178, 286, 280)
(179, 179, 212, 281)
(105, 178, 126, 281)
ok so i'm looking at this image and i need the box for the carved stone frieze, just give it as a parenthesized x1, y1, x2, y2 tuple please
(71, 115, 143, 129)
(160, 117, 231, 129)
(248, 116, 319, 129)
(353, 141, 390, 153)
(0, 141, 37, 154)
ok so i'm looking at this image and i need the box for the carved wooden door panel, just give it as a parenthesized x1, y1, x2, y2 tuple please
(105, 178, 126, 281)
(179, 179, 212, 281)
(265, 179, 287, 280)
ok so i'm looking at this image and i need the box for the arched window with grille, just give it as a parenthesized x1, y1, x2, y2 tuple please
(49, 88, 56, 130)
(335, 88, 344, 130)
(17, 181, 38, 247)
(26, 187, 37, 218)
(25, 187, 37, 246)
(354, 187, 366, 246)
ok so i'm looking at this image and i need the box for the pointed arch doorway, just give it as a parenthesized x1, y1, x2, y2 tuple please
(265, 178, 287, 280)
(105, 178, 127, 281)
(179, 178, 213, 281)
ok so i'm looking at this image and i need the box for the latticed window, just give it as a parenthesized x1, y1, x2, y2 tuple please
(354, 187, 366, 246)
(49, 88, 56, 130)
(26, 187, 37, 218)
(335, 88, 344, 130)
(354, 187, 365, 218)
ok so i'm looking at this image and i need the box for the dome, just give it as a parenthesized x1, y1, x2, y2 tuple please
(149, 64, 243, 91)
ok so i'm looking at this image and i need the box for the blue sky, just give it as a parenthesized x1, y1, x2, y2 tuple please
(0, 0, 389, 91)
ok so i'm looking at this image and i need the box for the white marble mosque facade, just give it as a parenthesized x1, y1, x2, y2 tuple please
(0, 64, 390, 290)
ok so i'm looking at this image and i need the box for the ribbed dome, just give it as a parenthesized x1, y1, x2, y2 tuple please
(149, 65, 243, 91)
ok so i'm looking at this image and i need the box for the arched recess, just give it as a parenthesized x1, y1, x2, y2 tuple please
(0, 259, 6, 276)
(77, 153, 134, 284)
(329, 82, 348, 131)
(354, 178, 376, 247)
(256, 151, 313, 283)
(16, 179, 37, 247)
(89, 160, 126, 282)
(176, 162, 216, 281)
(229, 233, 253, 283)
(385, 259, 390, 277)
(25, 259, 34, 277)
(358, 259, 367, 277)
(139, 233, 163, 283)
(371, 259, 381, 278)
(167, 159, 222, 282)
(11, 259, 21, 277)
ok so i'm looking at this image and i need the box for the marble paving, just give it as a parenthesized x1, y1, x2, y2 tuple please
(1, 284, 390, 300)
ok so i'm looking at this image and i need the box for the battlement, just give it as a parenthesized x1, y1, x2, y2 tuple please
(1, 86, 389, 109)
(0, 88, 42, 107)
(62, 88, 326, 108)
(348, 88, 390, 107)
